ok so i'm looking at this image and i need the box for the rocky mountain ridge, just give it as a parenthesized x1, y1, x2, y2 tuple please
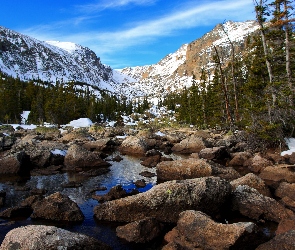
(0, 25, 134, 95)
(120, 20, 260, 98)
(0, 20, 260, 99)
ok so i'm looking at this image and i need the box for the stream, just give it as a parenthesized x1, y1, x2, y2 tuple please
(0, 153, 164, 249)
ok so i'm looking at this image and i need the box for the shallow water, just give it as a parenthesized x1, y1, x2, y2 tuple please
(0, 153, 162, 249)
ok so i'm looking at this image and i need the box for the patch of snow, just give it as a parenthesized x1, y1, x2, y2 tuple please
(281, 138, 295, 156)
(66, 118, 93, 128)
(21, 111, 30, 124)
(10, 124, 37, 130)
(155, 131, 165, 137)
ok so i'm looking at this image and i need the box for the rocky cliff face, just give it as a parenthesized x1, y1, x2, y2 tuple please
(120, 20, 260, 98)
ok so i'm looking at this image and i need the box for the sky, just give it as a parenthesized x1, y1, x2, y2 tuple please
(0, 0, 256, 69)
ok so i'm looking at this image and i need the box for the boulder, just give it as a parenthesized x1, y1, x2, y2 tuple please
(228, 151, 252, 166)
(232, 185, 295, 223)
(116, 217, 164, 243)
(230, 173, 272, 197)
(259, 165, 295, 184)
(94, 177, 232, 223)
(198, 146, 230, 161)
(275, 182, 295, 200)
(156, 158, 212, 182)
(0, 151, 31, 175)
(171, 135, 206, 154)
(0, 206, 33, 219)
(156, 158, 240, 182)
(244, 154, 273, 173)
(140, 155, 161, 168)
(163, 210, 263, 250)
(82, 138, 114, 152)
(256, 230, 295, 250)
(64, 144, 110, 170)
(92, 185, 128, 202)
(276, 219, 295, 235)
(30, 192, 84, 222)
(0, 225, 111, 250)
(118, 136, 149, 156)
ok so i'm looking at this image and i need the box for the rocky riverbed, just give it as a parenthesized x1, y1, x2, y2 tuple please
(0, 125, 295, 249)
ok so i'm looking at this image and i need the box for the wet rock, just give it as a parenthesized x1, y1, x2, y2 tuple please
(94, 177, 232, 223)
(244, 154, 273, 173)
(0, 206, 33, 219)
(112, 155, 123, 162)
(230, 173, 272, 197)
(284, 151, 295, 164)
(30, 192, 84, 222)
(119, 136, 149, 156)
(0, 151, 31, 175)
(31, 165, 62, 176)
(64, 144, 111, 170)
(140, 155, 161, 168)
(171, 135, 206, 154)
(0, 225, 111, 250)
(198, 146, 230, 161)
(256, 230, 295, 250)
(116, 217, 164, 243)
(92, 185, 128, 202)
(163, 210, 262, 250)
(259, 164, 295, 184)
(156, 158, 212, 182)
(134, 179, 146, 188)
(139, 171, 156, 178)
(232, 185, 295, 223)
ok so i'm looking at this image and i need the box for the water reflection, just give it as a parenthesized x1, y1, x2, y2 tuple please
(0, 153, 159, 249)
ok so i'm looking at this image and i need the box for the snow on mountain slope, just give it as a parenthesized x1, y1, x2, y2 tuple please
(121, 20, 260, 97)
(0, 20, 260, 100)
(0, 25, 134, 94)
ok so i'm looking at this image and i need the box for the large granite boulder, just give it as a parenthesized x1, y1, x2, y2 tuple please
(30, 192, 84, 222)
(171, 135, 206, 154)
(156, 158, 240, 182)
(0, 225, 111, 250)
(116, 217, 164, 243)
(256, 230, 295, 250)
(259, 165, 295, 184)
(156, 158, 212, 182)
(118, 136, 149, 156)
(232, 185, 295, 223)
(94, 177, 232, 223)
(230, 173, 272, 197)
(0, 151, 31, 175)
(228, 151, 252, 166)
(64, 144, 110, 170)
(163, 210, 263, 250)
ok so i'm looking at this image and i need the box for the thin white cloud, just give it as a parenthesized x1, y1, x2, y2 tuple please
(77, 0, 157, 13)
(67, 0, 255, 51)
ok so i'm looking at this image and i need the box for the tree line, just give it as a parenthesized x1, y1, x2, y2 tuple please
(0, 73, 149, 125)
(163, 0, 295, 146)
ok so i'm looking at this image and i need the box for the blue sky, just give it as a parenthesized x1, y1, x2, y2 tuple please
(0, 0, 256, 69)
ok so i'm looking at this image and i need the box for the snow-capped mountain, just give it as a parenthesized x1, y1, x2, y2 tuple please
(120, 20, 260, 97)
(0, 25, 134, 94)
(0, 20, 260, 100)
